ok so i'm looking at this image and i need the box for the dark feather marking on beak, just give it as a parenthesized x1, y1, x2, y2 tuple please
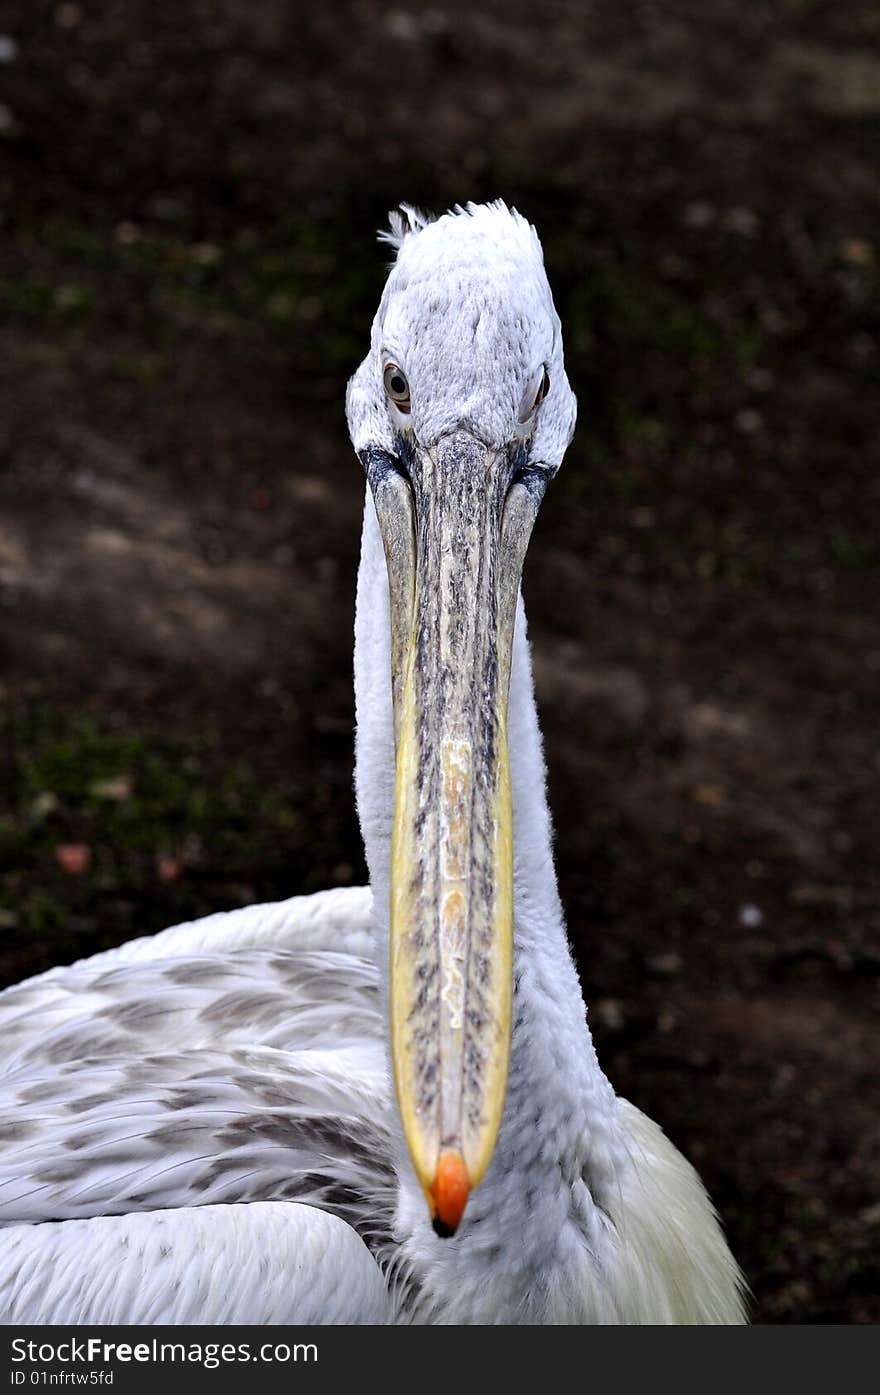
(358, 444, 410, 490)
(393, 430, 418, 477)
(507, 460, 554, 506)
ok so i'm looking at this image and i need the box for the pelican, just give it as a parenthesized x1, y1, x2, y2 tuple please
(0, 202, 747, 1324)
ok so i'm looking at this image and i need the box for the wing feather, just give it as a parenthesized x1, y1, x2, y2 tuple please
(0, 1201, 392, 1323)
(0, 947, 381, 1078)
(0, 889, 401, 1323)
(0, 1044, 394, 1229)
(6, 886, 373, 988)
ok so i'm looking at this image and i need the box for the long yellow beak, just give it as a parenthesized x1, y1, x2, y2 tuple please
(367, 432, 541, 1234)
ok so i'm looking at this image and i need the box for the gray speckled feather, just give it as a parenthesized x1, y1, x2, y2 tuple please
(0, 890, 409, 1319)
(0, 1044, 394, 1235)
(0, 947, 380, 1078)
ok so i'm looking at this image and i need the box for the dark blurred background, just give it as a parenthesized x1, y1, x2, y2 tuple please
(1, 1, 878, 1322)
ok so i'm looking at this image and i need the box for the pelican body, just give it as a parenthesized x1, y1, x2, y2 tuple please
(0, 203, 747, 1323)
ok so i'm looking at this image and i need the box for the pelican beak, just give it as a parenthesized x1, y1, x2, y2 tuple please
(364, 431, 544, 1235)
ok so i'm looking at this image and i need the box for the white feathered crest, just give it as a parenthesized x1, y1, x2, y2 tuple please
(377, 203, 433, 251)
(377, 200, 543, 269)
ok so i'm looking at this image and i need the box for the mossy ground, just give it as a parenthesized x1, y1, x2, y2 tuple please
(0, 706, 365, 981)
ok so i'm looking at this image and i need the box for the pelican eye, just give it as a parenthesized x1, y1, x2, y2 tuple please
(384, 364, 411, 412)
(517, 366, 551, 427)
(533, 367, 551, 409)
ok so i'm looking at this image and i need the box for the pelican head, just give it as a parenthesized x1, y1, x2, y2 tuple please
(346, 202, 577, 1236)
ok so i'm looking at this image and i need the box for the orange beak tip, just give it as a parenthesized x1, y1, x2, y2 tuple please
(430, 1150, 470, 1238)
